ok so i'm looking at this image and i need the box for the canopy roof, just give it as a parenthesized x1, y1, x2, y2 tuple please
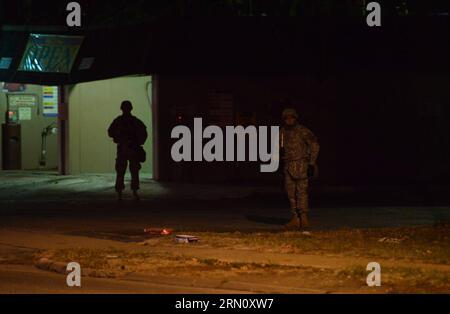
(0, 17, 448, 85)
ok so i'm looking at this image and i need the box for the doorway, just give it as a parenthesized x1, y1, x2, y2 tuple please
(0, 83, 59, 172)
(67, 75, 153, 178)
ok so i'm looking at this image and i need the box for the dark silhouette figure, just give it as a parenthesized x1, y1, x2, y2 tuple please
(108, 101, 148, 200)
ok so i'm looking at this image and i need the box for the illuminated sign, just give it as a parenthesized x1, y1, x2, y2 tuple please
(42, 86, 59, 117)
(18, 34, 84, 73)
(8, 94, 37, 107)
(0, 57, 13, 69)
(2, 83, 26, 92)
(78, 57, 95, 70)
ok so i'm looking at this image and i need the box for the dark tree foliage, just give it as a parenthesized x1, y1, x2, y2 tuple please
(0, 0, 448, 27)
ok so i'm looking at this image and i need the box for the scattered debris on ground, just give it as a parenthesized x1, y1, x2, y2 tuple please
(16, 225, 447, 293)
(175, 235, 199, 243)
(144, 228, 173, 236)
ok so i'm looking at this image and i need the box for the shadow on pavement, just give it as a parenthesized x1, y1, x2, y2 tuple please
(245, 215, 287, 226)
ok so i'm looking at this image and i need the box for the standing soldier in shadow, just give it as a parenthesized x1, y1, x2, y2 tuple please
(280, 108, 320, 229)
(108, 101, 147, 201)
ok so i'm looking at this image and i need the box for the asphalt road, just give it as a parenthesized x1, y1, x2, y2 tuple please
(0, 172, 449, 235)
(0, 265, 248, 294)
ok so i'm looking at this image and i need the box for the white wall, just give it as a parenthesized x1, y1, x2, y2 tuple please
(68, 76, 152, 175)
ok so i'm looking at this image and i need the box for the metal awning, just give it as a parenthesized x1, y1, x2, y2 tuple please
(0, 18, 448, 85)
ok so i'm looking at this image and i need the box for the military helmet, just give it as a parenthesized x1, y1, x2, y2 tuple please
(282, 108, 298, 119)
(121, 100, 133, 111)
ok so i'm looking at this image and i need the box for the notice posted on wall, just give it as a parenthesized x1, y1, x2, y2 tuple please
(42, 86, 58, 117)
(18, 107, 32, 121)
(8, 94, 37, 107)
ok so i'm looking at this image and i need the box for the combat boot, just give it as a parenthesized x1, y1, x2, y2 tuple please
(132, 190, 140, 201)
(117, 191, 123, 201)
(284, 215, 301, 230)
(300, 212, 309, 228)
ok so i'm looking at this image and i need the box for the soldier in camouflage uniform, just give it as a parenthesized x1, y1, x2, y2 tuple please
(280, 108, 320, 229)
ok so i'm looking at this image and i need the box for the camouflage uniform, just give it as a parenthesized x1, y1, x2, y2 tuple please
(108, 115, 147, 192)
(281, 121, 320, 217)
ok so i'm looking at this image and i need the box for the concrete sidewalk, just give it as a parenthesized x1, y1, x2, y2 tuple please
(0, 171, 274, 201)
(0, 171, 449, 233)
(1, 170, 449, 202)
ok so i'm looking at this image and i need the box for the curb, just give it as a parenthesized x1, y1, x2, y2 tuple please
(35, 258, 116, 278)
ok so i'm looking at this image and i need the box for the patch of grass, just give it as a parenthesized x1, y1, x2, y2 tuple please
(190, 225, 450, 264)
(44, 247, 121, 269)
(338, 265, 450, 293)
(0, 250, 39, 265)
(42, 247, 315, 278)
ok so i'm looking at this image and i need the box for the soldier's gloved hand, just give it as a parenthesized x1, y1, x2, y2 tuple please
(308, 163, 319, 179)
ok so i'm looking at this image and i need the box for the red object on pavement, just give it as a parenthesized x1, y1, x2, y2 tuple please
(144, 228, 173, 235)
(161, 228, 172, 235)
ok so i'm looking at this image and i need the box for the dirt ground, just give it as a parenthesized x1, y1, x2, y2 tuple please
(1, 224, 449, 294)
(0, 172, 449, 294)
